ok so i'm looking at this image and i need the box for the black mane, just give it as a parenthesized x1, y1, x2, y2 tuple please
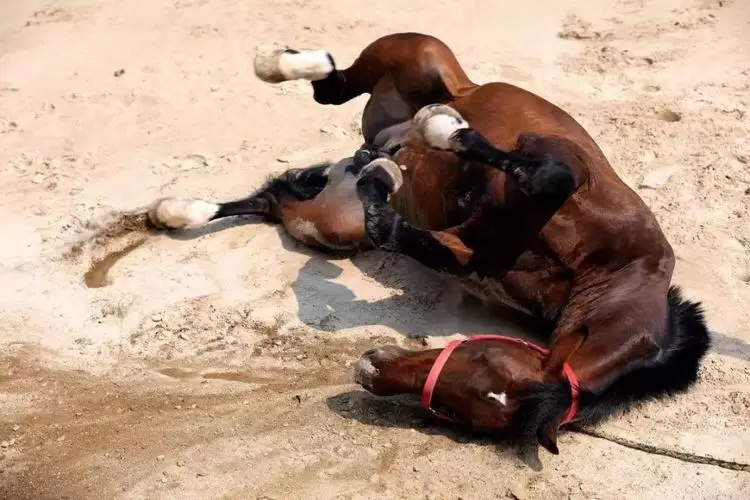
(511, 285, 711, 449)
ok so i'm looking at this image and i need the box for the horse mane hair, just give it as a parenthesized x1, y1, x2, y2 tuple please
(511, 285, 711, 448)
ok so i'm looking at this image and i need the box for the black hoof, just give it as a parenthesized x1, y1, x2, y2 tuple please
(354, 148, 377, 167)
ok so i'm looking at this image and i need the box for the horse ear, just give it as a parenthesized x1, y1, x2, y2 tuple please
(544, 326, 588, 377)
(537, 423, 560, 455)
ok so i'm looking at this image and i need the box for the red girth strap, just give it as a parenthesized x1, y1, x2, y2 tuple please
(420, 335, 580, 426)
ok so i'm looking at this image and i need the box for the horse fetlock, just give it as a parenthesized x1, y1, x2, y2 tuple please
(147, 197, 219, 230)
(412, 103, 469, 151)
(254, 44, 335, 83)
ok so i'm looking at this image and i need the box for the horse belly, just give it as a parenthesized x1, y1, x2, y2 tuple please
(361, 78, 413, 143)
(281, 172, 365, 250)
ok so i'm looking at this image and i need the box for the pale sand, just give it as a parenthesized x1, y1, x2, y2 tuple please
(0, 0, 749, 498)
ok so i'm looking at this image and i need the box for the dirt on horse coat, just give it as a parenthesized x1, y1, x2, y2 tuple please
(148, 32, 710, 453)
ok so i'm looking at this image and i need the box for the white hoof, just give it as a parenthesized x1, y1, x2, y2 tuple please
(148, 197, 219, 230)
(412, 104, 470, 151)
(254, 44, 334, 83)
(359, 158, 404, 194)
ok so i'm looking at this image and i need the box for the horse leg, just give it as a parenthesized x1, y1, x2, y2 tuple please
(253, 42, 371, 105)
(148, 162, 331, 230)
(354, 158, 474, 273)
(412, 104, 584, 207)
(254, 33, 475, 107)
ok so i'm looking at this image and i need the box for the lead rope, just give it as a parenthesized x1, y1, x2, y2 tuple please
(569, 425, 750, 472)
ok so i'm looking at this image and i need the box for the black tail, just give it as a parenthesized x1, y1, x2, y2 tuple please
(210, 162, 332, 222)
(577, 285, 711, 424)
(511, 286, 711, 451)
(212, 196, 273, 220)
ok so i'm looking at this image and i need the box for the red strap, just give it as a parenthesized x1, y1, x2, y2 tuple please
(421, 334, 580, 427)
(560, 363, 580, 425)
(421, 339, 463, 420)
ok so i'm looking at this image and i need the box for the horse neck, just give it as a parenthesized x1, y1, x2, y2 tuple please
(574, 286, 710, 425)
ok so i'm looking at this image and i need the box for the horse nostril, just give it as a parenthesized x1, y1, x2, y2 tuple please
(363, 348, 378, 358)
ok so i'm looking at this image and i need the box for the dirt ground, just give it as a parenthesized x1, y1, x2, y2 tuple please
(1, 0, 749, 498)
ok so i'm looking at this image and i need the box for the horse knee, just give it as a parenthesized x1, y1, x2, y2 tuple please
(254, 45, 334, 83)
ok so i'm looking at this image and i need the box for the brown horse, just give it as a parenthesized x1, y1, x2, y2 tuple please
(148, 33, 710, 454)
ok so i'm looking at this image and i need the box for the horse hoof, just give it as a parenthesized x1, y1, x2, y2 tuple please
(353, 148, 376, 167)
(147, 197, 219, 230)
(254, 44, 334, 83)
(412, 104, 469, 151)
(359, 158, 404, 194)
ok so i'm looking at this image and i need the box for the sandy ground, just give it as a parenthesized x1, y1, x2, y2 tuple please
(1, 0, 749, 498)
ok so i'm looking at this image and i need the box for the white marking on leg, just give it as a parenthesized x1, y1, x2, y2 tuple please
(148, 198, 219, 229)
(255, 45, 334, 83)
(486, 392, 507, 406)
(277, 50, 334, 81)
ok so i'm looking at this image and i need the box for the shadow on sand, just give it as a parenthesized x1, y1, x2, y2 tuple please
(156, 214, 750, 470)
(277, 229, 552, 342)
(165, 215, 750, 362)
(152, 213, 547, 342)
(325, 389, 547, 470)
